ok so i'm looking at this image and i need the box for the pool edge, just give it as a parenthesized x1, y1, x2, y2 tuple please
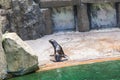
(37, 57, 120, 72)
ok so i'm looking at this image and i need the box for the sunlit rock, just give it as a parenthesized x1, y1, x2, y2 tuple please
(2, 33, 38, 76)
(0, 0, 11, 9)
(6, 0, 45, 40)
(0, 9, 7, 80)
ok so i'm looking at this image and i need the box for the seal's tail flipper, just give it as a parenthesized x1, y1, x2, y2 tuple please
(63, 54, 70, 59)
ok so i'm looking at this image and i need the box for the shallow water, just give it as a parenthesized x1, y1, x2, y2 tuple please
(8, 60, 120, 80)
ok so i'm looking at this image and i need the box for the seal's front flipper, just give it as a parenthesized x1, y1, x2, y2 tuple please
(50, 54, 54, 56)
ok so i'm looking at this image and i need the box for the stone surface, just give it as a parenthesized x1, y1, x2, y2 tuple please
(40, 0, 77, 8)
(38, 0, 120, 8)
(118, 3, 120, 27)
(0, 9, 9, 33)
(2, 33, 38, 76)
(26, 29, 120, 71)
(77, 3, 90, 31)
(1, 0, 120, 40)
(33, 0, 40, 3)
(89, 3, 117, 29)
(52, 6, 75, 32)
(41, 8, 53, 35)
(0, 0, 11, 9)
(6, 0, 45, 40)
(81, 0, 120, 3)
(0, 9, 7, 80)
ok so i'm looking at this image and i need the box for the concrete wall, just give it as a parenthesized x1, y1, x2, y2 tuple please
(52, 6, 75, 32)
(89, 3, 117, 29)
(118, 3, 120, 27)
(1, 0, 120, 40)
(40, 0, 78, 8)
(0, 9, 7, 79)
(81, 0, 120, 3)
(39, 0, 120, 33)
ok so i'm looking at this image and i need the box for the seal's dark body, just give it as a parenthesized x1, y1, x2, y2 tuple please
(49, 39, 66, 62)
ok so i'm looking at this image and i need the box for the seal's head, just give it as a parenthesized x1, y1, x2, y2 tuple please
(49, 39, 55, 44)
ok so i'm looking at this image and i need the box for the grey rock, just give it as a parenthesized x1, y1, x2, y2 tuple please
(0, 0, 11, 9)
(0, 14, 7, 79)
(2, 33, 39, 76)
(41, 8, 53, 35)
(6, 0, 45, 40)
(0, 9, 9, 33)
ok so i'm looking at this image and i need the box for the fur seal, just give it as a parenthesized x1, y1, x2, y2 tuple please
(49, 39, 67, 62)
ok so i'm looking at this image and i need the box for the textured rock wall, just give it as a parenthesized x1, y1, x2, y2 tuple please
(2, 0, 46, 40)
(0, 9, 7, 79)
(0, 0, 11, 9)
(1, 0, 120, 40)
(2, 33, 38, 76)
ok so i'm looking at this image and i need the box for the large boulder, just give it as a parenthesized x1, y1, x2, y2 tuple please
(5, 0, 45, 40)
(0, 9, 7, 80)
(2, 33, 38, 76)
(0, 0, 11, 9)
(0, 9, 9, 33)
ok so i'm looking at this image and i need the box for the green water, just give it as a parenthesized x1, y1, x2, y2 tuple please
(8, 60, 120, 80)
